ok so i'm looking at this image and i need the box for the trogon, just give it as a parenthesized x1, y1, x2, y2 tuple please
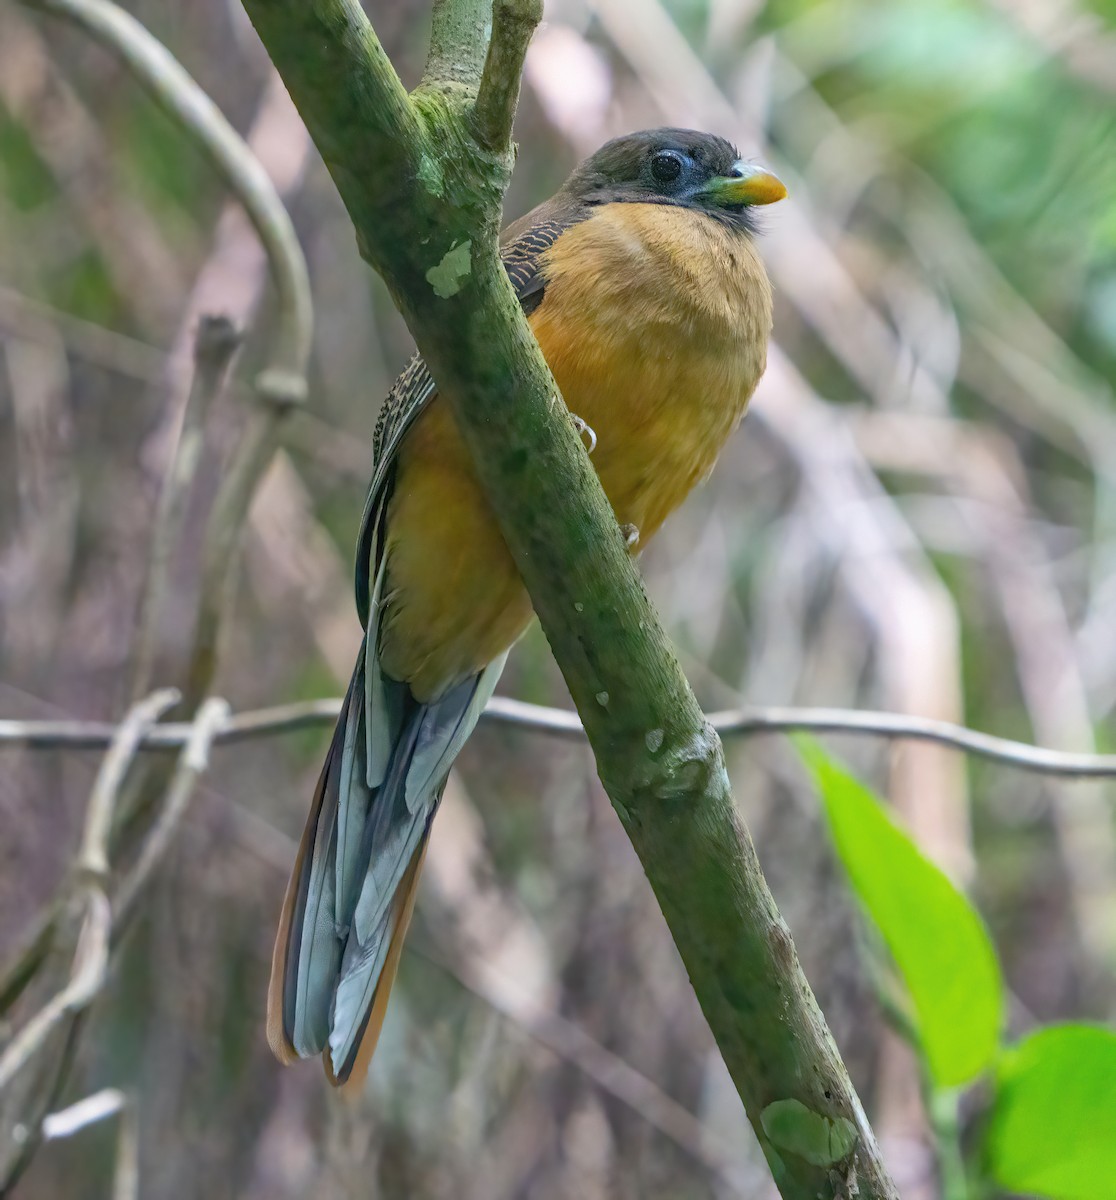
(267, 128, 786, 1086)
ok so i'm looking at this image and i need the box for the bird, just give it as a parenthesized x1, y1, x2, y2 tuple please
(266, 128, 786, 1088)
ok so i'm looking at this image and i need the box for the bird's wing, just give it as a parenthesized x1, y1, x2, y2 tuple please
(270, 205, 586, 1086)
(353, 210, 581, 624)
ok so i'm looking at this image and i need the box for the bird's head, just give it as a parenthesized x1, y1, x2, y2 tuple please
(563, 129, 787, 231)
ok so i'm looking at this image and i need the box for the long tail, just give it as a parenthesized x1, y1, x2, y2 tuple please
(267, 640, 507, 1087)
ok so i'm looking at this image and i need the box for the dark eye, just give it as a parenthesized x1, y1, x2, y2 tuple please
(650, 151, 684, 184)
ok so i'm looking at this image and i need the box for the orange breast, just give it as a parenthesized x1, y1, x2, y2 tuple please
(378, 203, 773, 701)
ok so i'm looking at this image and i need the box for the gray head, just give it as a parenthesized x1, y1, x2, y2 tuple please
(563, 128, 786, 230)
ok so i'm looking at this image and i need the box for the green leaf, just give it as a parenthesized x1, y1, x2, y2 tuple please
(799, 739, 1002, 1087)
(987, 1024, 1116, 1200)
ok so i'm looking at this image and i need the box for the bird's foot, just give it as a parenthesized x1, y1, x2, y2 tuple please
(620, 523, 640, 549)
(571, 414, 597, 455)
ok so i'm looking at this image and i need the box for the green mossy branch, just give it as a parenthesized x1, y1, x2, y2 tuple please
(237, 2, 898, 1195)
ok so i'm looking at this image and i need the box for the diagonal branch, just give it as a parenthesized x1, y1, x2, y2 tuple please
(237, 2, 894, 1195)
(76, 689, 181, 878)
(112, 698, 231, 926)
(129, 319, 242, 701)
(20, 0, 315, 721)
(41, 1089, 138, 1200)
(0, 697, 232, 1189)
(20, 0, 312, 384)
(0, 887, 110, 1093)
(240, 0, 424, 253)
(4, 7, 316, 1186)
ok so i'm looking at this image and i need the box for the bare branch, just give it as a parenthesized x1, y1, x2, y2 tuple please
(0, 700, 343, 752)
(20, 0, 316, 724)
(473, 0, 543, 150)
(41, 1090, 138, 1200)
(76, 689, 181, 878)
(130, 319, 242, 701)
(4, 695, 1116, 779)
(19, 0, 312, 388)
(0, 886, 110, 1092)
(0, 697, 225, 1189)
(113, 699, 231, 924)
(41, 1087, 125, 1140)
(425, 0, 493, 89)
(182, 416, 282, 711)
(240, 0, 423, 237)
(0, 286, 167, 385)
(419, 941, 746, 1185)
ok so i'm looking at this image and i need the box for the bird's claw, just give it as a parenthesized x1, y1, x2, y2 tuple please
(571, 414, 597, 455)
(620, 523, 640, 549)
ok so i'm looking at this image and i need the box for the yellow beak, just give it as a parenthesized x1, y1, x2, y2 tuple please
(701, 162, 787, 207)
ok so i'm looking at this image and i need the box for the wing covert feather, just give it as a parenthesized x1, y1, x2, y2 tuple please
(353, 206, 586, 622)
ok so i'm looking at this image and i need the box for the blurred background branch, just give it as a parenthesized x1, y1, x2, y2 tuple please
(1, 0, 311, 1190)
(3, 693, 1116, 779)
(0, 692, 225, 1191)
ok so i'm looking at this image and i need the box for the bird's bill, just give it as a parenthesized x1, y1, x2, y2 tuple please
(701, 163, 787, 207)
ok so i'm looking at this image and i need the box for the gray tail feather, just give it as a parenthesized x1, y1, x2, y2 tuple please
(276, 640, 508, 1081)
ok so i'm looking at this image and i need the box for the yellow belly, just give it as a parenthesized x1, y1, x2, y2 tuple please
(379, 203, 773, 700)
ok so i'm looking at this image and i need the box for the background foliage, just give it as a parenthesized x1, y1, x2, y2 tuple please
(2, 0, 1115, 1196)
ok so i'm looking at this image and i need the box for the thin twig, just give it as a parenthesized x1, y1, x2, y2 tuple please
(19, 0, 312, 389)
(40, 1086, 125, 1140)
(76, 689, 181, 878)
(113, 1093, 141, 1200)
(0, 698, 222, 1185)
(130, 320, 242, 701)
(700, 705, 1116, 780)
(0, 905, 59, 1016)
(3, 694, 1116, 778)
(0, 286, 166, 385)
(0, 690, 177, 1093)
(0, 10, 313, 1171)
(182, 416, 283, 712)
(113, 698, 231, 924)
(19, 0, 314, 734)
(0, 887, 110, 1092)
(40, 1089, 138, 1200)
(416, 941, 747, 1187)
